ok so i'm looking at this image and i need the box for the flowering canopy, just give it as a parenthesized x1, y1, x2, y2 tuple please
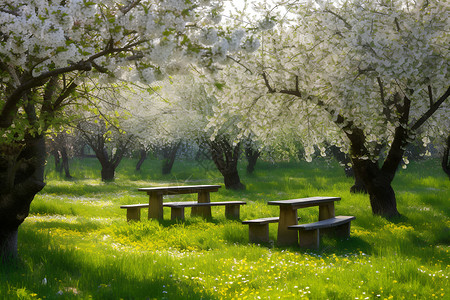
(209, 0, 449, 163)
(0, 0, 259, 146)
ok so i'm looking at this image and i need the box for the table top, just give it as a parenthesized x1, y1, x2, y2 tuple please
(138, 185, 221, 194)
(268, 196, 340, 208)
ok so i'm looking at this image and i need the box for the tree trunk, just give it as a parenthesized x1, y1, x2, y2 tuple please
(328, 145, 367, 193)
(209, 138, 245, 190)
(0, 228, 18, 261)
(0, 135, 47, 259)
(100, 163, 116, 181)
(351, 158, 399, 217)
(135, 149, 147, 171)
(223, 169, 245, 190)
(162, 143, 180, 175)
(345, 123, 402, 218)
(245, 146, 260, 174)
(52, 149, 62, 173)
(60, 147, 72, 179)
(442, 134, 450, 179)
(350, 173, 367, 193)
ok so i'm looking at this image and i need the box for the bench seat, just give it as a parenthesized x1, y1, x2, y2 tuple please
(120, 204, 150, 221)
(120, 201, 246, 221)
(288, 216, 355, 249)
(242, 217, 301, 244)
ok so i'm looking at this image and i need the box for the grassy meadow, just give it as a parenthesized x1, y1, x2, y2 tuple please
(1, 156, 448, 299)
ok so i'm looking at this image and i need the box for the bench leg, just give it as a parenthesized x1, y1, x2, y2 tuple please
(298, 229, 319, 249)
(126, 208, 141, 222)
(248, 224, 270, 244)
(171, 207, 185, 220)
(225, 205, 240, 220)
(334, 221, 351, 238)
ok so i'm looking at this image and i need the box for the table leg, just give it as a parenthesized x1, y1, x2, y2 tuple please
(194, 191, 212, 219)
(148, 192, 164, 220)
(319, 202, 335, 220)
(277, 206, 299, 246)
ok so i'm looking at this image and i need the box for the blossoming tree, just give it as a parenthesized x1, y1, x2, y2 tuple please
(0, 0, 254, 258)
(127, 74, 248, 189)
(211, 0, 449, 217)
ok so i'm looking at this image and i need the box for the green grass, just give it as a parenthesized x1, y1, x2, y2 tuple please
(1, 157, 448, 299)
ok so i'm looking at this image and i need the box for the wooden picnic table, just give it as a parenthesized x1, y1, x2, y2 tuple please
(268, 196, 340, 246)
(138, 185, 221, 220)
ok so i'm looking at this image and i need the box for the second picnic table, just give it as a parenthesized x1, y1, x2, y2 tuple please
(138, 185, 221, 220)
(268, 196, 340, 246)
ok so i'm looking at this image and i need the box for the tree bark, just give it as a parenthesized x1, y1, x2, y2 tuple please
(351, 158, 399, 217)
(135, 149, 147, 171)
(347, 126, 401, 218)
(100, 163, 116, 181)
(209, 137, 245, 190)
(0, 135, 47, 259)
(162, 142, 180, 175)
(442, 134, 450, 179)
(350, 172, 367, 194)
(52, 149, 62, 173)
(94, 147, 121, 182)
(60, 147, 72, 179)
(245, 145, 260, 174)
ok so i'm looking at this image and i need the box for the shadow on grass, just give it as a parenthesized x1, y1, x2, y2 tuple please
(269, 236, 371, 256)
(2, 229, 219, 300)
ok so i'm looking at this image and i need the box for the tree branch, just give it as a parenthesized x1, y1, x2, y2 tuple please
(428, 85, 433, 106)
(119, 0, 142, 15)
(411, 86, 450, 131)
(323, 9, 352, 29)
(394, 17, 401, 32)
(0, 62, 91, 128)
(262, 72, 276, 93)
(0, 8, 19, 17)
(226, 55, 253, 74)
(262, 72, 302, 97)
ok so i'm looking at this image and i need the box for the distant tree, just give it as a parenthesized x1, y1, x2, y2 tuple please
(244, 139, 261, 174)
(77, 118, 133, 181)
(135, 144, 151, 172)
(47, 130, 74, 179)
(160, 142, 181, 175)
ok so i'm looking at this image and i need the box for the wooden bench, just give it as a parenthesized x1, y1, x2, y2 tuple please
(120, 204, 150, 222)
(164, 201, 246, 220)
(120, 201, 246, 221)
(288, 216, 355, 249)
(242, 217, 301, 244)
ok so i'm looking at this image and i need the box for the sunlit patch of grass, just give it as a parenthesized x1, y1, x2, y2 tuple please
(2, 158, 449, 299)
